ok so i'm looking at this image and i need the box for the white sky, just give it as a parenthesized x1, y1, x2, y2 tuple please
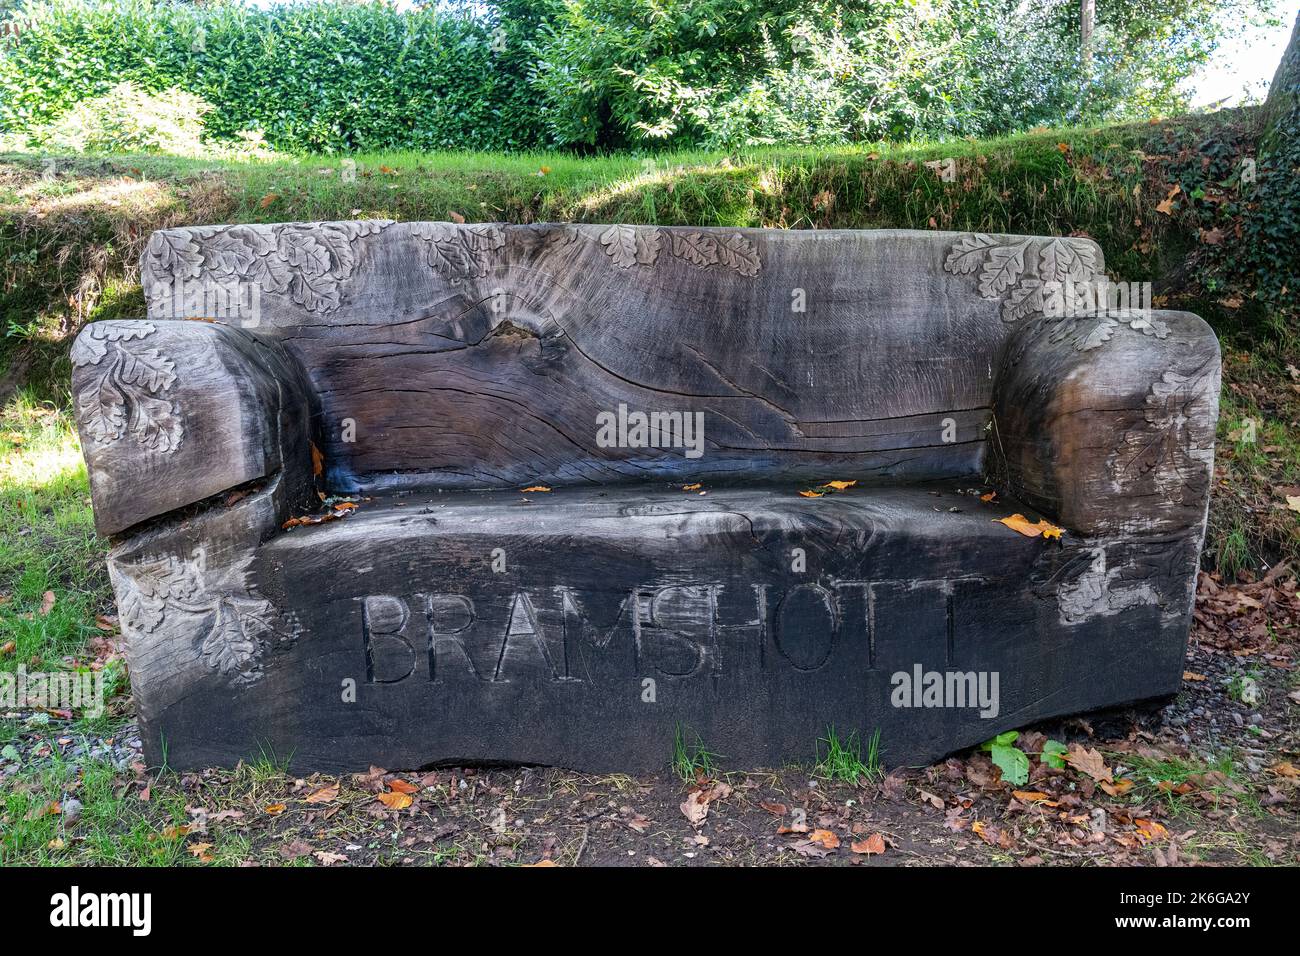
(1190, 10, 1296, 106)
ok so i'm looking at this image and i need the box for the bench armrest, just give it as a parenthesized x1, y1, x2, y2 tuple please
(72, 319, 316, 536)
(990, 309, 1220, 537)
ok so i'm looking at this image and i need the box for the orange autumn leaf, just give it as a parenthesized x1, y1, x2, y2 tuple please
(823, 480, 857, 491)
(995, 514, 1064, 540)
(377, 790, 413, 810)
(187, 842, 215, 862)
(1100, 778, 1134, 797)
(681, 483, 701, 491)
(332, 501, 358, 512)
(799, 489, 824, 498)
(521, 485, 551, 493)
(386, 778, 419, 795)
(311, 443, 323, 478)
(1183, 671, 1207, 682)
(850, 833, 886, 855)
(264, 803, 287, 815)
(259, 193, 279, 209)
(1011, 790, 1057, 805)
(980, 491, 997, 502)
(807, 828, 840, 850)
(1134, 818, 1168, 843)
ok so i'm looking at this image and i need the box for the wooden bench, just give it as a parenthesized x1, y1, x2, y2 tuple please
(72, 222, 1220, 772)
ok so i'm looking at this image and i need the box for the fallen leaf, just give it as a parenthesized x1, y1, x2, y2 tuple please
(264, 803, 287, 815)
(311, 443, 323, 477)
(995, 514, 1064, 539)
(0, 641, 14, 657)
(759, 801, 787, 815)
(1065, 744, 1113, 784)
(377, 790, 413, 810)
(521, 485, 552, 493)
(314, 850, 348, 866)
(798, 490, 824, 498)
(449, 210, 466, 224)
(1183, 671, 1207, 681)
(387, 778, 419, 795)
(822, 480, 857, 491)
(1100, 778, 1134, 797)
(527, 859, 558, 867)
(980, 491, 997, 502)
(850, 833, 886, 855)
(304, 783, 339, 804)
(187, 842, 214, 862)
(682, 483, 701, 491)
(259, 193, 279, 209)
(807, 828, 840, 850)
(1286, 495, 1300, 513)
(39, 591, 55, 615)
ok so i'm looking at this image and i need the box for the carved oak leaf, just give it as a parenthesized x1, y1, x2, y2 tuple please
(1002, 278, 1044, 322)
(978, 241, 1030, 298)
(201, 228, 266, 278)
(200, 599, 267, 676)
(413, 222, 505, 282)
(76, 373, 127, 443)
(112, 553, 289, 685)
(599, 224, 641, 268)
(943, 233, 999, 275)
(146, 231, 204, 281)
(1039, 238, 1098, 284)
(669, 232, 719, 268)
(1111, 368, 1217, 507)
(714, 233, 761, 276)
(71, 322, 183, 453)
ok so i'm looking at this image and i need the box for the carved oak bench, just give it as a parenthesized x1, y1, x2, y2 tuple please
(72, 222, 1220, 773)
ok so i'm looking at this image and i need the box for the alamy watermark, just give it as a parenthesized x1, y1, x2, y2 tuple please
(596, 403, 705, 459)
(890, 664, 999, 718)
(1043, 278, 1151, 318)
(1, 665, 106, 718)
(150, 277, 261, 327)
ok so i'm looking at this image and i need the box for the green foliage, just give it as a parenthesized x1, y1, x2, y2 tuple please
(18, 82, 222, 156)
(0, 0, 1278, 155)
(980, 730, 1029, 786)
(0, 0, 541, 154)
(1039, 739, 1068, 769)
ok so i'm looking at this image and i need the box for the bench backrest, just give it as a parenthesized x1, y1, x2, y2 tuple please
(140, 222, 1104, 491)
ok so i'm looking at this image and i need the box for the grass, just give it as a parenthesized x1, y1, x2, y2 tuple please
(1122, 750, 1259, 819)
(814, 726, 882, 785)
(0, 754, 190, 866)
(0, 391, 111, 672)
(672, 724, 720, 784)
(5, 112, 1234, 400)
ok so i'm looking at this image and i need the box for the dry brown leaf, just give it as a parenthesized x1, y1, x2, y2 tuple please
(39, 590, 55, 615)
(187, 842, 214, 862)
(259, 193, 279, 209)
(449, 210, 466, 224)
(1065, 744, 1113, 784)
(521, 485, 552, 493)
(1100, 778, 1134, 797)
(850, 833, 886, 855)
(681, 483, 701, 491)
(304, 783, 339, 804)
(823, 480, 857, 491)
(311, 443, 324, 478)
(798, 489, 824, 498)
(264, 803, 286, 815)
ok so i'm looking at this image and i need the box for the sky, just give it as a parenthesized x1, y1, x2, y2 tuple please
(1190, 10, 1296, 106)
